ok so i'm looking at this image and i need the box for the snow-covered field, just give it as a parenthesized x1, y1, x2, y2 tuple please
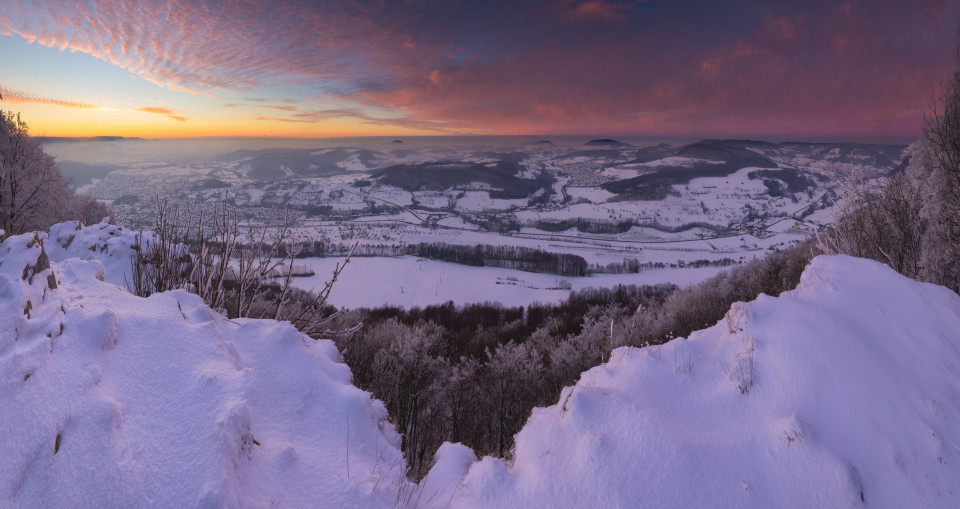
(292, 256, 723, 308)
(4, 222, 960, 507)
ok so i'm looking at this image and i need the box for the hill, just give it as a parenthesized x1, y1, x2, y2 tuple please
(371, 160, 553, 199)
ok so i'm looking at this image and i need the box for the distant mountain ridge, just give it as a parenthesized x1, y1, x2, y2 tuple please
(41, 136, 143, 143)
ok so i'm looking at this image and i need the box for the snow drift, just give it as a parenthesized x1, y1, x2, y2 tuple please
(0, 221, 414, 507)
(439, 255, 960, 508)
(2, 220, 960, 508)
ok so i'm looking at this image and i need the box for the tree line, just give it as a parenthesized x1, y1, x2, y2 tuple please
(530, 217, 730, 235)
(289, 241, 590, 277)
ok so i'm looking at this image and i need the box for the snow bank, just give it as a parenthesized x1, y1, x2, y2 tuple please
(438, 255, 960, 508)
(0, 225, 413, 507)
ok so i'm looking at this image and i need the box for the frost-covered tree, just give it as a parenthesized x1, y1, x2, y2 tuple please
(0, 109, 110, 235)
(925, 27, 960, 210)
(825, 26, 960, 292)
(0, 111, 68, 234)
(485, 341, 543, 457)
(922, 27, 960, 290)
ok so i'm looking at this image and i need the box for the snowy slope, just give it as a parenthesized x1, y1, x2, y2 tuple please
(0, 226, 414, 508)
(436, 255, 960, 508)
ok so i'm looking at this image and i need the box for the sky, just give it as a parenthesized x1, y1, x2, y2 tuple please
(0, 0, 958, 140)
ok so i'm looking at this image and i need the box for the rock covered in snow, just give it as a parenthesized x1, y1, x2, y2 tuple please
(44, 219, 146, 287)
(0, 224, 414, 508)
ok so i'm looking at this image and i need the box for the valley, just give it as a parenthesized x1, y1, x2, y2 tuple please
(51, 136, 904, 307)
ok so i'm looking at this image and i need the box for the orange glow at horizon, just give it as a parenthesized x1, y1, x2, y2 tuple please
(6, 103, 452, 139)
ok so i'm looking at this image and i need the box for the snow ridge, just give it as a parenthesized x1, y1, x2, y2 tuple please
(440, 255, 960, 508)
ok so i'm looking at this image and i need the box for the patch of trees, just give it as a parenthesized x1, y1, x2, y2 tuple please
(467, 213, 520, 232)
(601, 162, 750, 201)
(289, 241, 590, 277)
(535, 217, 634, 234)
(0, 110, 111, 236)
(294, 204, 334, 217)
(594, 257, 643, 273)
(532, 217, 729, 235)
(747, 168, 823, 198)
(113, 194, 141, 205)
(590, 256, 740, 273)
(195, 178, 230, 190)
(408, 242, 588, 276)
(620, 143, 676, 164)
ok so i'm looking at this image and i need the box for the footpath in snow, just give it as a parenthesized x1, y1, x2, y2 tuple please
(1, 220, 959, 508)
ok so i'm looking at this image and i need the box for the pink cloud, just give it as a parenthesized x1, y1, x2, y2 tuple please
(568, 0, 631, 21)
(134, 106, 188, 122)
(0, 84, 99, 109)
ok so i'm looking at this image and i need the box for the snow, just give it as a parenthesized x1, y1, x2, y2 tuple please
(565, 186, 615, 203)
(0, 224, 414, 507)
(454, 191, 528, 212)
(637, 156, 724, 168)
(44, 219, 144, 287)
(434, 255, 960, 507)
(4, 220, 960, 507)
(291, 256, 722, 308)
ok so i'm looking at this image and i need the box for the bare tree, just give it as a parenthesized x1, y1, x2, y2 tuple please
(925, 26, 960, 209)
(0, 109, 111, 235)
(128, 195, 356, 337)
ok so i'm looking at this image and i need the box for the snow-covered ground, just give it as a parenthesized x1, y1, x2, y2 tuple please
(433, 255, 960, 507)
(0, 222, 414, 507)
(5, 221, 959, 507)
(292, 256, 723, 308)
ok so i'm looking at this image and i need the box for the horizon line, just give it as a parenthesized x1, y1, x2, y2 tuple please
(38, 133, 921, 143)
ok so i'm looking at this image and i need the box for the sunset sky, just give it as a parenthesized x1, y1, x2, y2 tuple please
(1, 0, 958, 140)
